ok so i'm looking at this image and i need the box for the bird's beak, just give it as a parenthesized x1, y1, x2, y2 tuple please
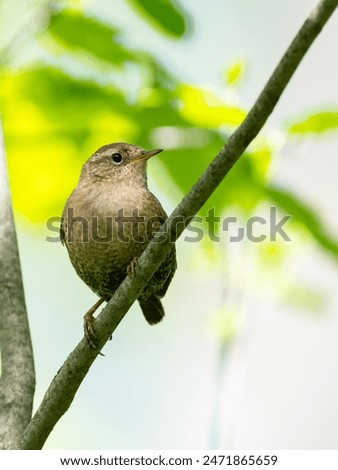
(133, 148, 163, 163)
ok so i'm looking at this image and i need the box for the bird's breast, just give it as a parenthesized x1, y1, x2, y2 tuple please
(63, 181, 164, 273)
(61, 179, 168, 297)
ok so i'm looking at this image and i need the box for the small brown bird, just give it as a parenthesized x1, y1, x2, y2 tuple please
(61, 142, 177, 347)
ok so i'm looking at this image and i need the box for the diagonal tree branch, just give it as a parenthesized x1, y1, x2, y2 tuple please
(0, 121, 36, 449)
(20, 0, 338, 450)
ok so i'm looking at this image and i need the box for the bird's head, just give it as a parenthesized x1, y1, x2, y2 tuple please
(80, 142, 163, 186)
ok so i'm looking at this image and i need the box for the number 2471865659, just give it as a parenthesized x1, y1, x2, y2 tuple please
(203, 455, 278, 466)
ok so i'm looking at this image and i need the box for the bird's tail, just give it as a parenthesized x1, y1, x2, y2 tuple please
(138, 296, 165, 325)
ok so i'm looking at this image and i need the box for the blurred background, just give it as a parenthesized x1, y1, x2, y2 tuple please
(1, 0, 338, 449)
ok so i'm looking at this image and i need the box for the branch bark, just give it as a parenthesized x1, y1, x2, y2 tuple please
(0, 122, 35, 449)
(20, 0, 338, 450)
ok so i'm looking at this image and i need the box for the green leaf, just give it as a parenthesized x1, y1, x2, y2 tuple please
(266, 185, 338, 258)
(126, 0, 189, 38)
(225, 60, 246, 86)
(46, 10, 136, 67)
(159, 143, 267, 217)
(178, 84, 246, 128)
(288, 110, 338, 135)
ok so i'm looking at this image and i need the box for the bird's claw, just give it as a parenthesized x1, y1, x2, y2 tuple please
(83, 301, 106, 356)
(83, 314, 98, 350)
(83, 319, 105, 356)
(127, 257, 139, 277)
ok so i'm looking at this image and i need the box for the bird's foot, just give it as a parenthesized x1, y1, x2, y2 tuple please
(83, 297, 106, 353)
(83, 311, 97, 350)
(127, 257, 139, 277)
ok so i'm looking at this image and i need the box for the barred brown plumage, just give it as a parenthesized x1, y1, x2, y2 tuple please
(61, 142, 177, 349)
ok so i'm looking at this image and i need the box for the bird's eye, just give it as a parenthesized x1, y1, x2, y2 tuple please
(111, 153, 123, 164)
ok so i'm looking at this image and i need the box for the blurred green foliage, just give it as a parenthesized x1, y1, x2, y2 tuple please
(126, 0, 189, 38)
(225, 59, 246, 87)
(47, 10, 137, 66)
(288, 110, 338, 134)
(266, 185, 338, 257)
(0, 2, 337, 258)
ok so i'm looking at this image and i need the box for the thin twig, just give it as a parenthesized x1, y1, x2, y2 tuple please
(0, 122, 36, 449)
(20, 0, 338, 450)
